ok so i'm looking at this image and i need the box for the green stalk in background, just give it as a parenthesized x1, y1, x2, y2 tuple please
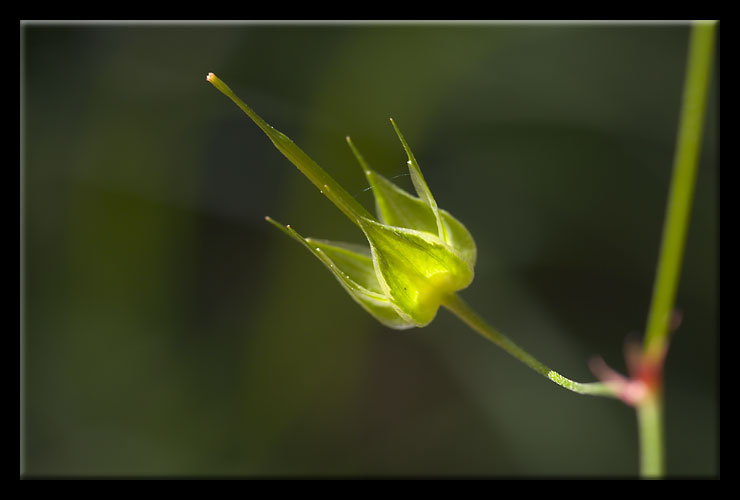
(637, 21, 716, 478)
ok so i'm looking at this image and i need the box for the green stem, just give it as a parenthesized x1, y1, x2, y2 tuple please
(443, 293, 615, 397)
(636, 21, 716, 478)
(643, 21, 716, 360)
(637, 394, 664, 477)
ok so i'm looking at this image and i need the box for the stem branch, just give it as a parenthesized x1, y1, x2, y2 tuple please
(443, 293, 615, 397)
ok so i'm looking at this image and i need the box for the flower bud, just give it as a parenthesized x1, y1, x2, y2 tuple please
(208, 73, 476, 328)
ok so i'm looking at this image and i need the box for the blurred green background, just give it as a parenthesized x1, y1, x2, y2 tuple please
(21, 22, 718, 477)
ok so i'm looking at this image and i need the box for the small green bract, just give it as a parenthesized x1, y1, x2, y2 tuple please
(208, 73, 476, 329)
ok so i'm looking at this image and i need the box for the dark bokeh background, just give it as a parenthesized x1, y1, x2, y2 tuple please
(21, 22, 718, 477)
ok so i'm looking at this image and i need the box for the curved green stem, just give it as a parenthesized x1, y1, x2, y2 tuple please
(442, 293, 615, 397)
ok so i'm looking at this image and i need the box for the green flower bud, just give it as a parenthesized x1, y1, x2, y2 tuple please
(208, 73, 476, 328)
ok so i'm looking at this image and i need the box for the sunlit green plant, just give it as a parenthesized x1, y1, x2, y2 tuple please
(206, 21, 715, 478)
